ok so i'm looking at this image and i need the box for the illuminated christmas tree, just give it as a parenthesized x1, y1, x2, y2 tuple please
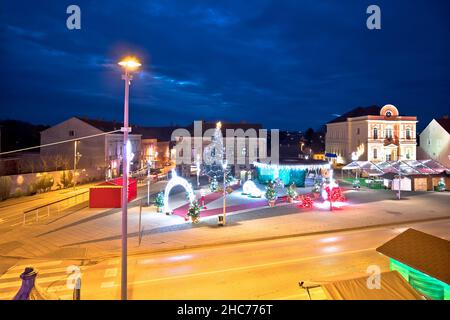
(203, 121, 225, 179)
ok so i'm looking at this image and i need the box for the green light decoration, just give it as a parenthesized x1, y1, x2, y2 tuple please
(390, 258, 450, 300)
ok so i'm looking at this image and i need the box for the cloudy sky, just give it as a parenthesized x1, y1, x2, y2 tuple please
(1, 1, 449, 130)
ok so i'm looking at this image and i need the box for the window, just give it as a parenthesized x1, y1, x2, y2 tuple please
(406, 128, 411, 140)
(357, 128, 360, 135)
(373, 148, 378, 159)
(386, 111, 392, 117)
(69, 130, 75, 137)
(373, 127, 378, 139)
(386, 154, 391, 161)
(385, 127, 392, 139)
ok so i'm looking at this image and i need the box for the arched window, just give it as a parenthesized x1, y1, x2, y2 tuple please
(373, 127, 378, 139)
(385, 127, 392, 139)
(406, 128, 411, 140)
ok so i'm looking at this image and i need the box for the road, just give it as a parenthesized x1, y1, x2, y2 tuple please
(1, 218, 448, 300)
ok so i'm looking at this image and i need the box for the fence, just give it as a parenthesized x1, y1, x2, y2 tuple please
(23, 191, 89, 225)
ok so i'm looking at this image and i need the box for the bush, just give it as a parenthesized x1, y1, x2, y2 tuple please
(286, 183, 298, 199)
(27, 183, 37, 195)
(60, 170, 74, 189)
(14, 187, 23, 198)
(265, 181, 277, 202)
(0, 176, 12, 201)
(35, 174, 54, 193)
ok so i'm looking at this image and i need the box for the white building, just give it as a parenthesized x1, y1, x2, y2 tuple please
(418, 117, 450, 168)
(326, 104, 417, 164)
(40, 117, 141, 178)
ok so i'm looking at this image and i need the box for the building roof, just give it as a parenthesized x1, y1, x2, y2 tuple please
(133, 125, 180, 141)
(76, 117, 123, 132)
(321, 270, 423, 300)
(327, 105, 381, 124)
(376, 228, 450, 285)
(436, 117, 450, 134)
(74, 117, 263, 141)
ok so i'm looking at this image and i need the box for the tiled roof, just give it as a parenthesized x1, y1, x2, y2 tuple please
(328, 105, 381, 124)
(376, 228, 450, 284)
(75, 118, 263, 141)
(76, 117, 123, 132)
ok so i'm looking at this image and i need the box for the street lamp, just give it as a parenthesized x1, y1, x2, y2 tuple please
(219, 159, 228, 226)
(118, 56, 141, 300)
(73, 140, 82, 191)
(351, 152, 360, 189)
(196, 154, 201, 188)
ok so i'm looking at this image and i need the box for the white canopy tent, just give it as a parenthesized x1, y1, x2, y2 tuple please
(342, 159, 448, 177)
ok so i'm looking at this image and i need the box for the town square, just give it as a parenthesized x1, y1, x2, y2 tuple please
(0, 0, 449, 312)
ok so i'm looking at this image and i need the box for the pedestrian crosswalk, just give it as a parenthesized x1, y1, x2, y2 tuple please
(0, 255, 170, 300)
(0, 260, 77, 300)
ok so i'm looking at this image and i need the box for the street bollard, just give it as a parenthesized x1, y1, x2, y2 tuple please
(73, 276, 81, 300)
(218, 214, 225, 226)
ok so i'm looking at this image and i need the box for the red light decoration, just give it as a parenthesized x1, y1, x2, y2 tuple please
(324, 185, 346, 202)
(298, 194, 313, 209)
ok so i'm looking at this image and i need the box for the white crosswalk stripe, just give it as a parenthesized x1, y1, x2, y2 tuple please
(0, 260, 75, 300)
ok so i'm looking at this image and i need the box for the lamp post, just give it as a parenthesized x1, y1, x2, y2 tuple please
(196, 154, 201, 188)
(351, 152, 359, 189)
(73, 141, 81, 190)
(147, 157, 152, 206)
(221, 160, 228, 225)
(118, 56, 141, 300)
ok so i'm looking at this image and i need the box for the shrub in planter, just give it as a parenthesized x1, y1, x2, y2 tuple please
(286, 183, 297, 203)
(187, 200, 201, 223)
(0, 176, 12, 201)
(155, 192, 164, 212)
(265, 181, 277, 207)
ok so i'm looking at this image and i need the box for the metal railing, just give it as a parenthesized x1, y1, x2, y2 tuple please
(23, 190, 89, 225)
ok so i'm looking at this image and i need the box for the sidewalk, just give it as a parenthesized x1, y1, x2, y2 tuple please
(1, 184, 449, 266)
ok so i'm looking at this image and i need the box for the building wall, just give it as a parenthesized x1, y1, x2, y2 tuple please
(105, 133, 141, 178)
(419, 119, 450, 167)
(40, 117, 105, 171)
(326, 108, 417, 164)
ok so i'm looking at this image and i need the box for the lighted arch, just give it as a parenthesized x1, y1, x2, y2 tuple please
(163, 170, 195, 214)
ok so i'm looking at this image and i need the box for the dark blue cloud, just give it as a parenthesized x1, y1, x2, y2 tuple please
(1, 0, 449, 130)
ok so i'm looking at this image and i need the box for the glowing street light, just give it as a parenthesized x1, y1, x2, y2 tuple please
(118, 56, 141, 301)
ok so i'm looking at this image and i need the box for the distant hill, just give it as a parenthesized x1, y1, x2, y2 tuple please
(0, 120, 49, 153)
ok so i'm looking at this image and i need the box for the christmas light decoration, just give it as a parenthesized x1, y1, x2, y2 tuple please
(297, 194, 313, 209)
(242, 180, 263, 198)
(163, 170, 195, 214)
(203, 122, 226, 179)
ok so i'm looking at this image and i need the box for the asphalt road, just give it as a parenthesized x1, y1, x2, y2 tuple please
(1, 218, 446, 300)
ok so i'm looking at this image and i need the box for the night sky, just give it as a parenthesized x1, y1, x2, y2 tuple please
(1, 1, 449, 131)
